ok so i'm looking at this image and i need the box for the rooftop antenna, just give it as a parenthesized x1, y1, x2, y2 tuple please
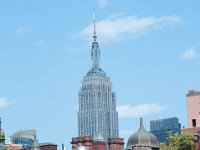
(93, 10, 97, 41)
(91, 10, 100, 70)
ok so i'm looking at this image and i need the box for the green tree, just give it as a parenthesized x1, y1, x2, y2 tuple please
(160, 133, 195, 150)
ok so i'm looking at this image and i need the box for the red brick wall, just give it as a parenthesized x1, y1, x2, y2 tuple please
(39, 145, 57, 150)
(71, 136, 93, 150)
(93, 141, 106, 150)
(71, 136, 125, 150)
(108, 138, 124, 150)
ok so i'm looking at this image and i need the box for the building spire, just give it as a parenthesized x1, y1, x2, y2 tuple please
(139, 118, 145, 130)
(93, 11, 97, 41)
(91, 11, 100, 70)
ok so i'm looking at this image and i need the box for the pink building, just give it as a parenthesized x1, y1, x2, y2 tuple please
(187, 90, 200, 128)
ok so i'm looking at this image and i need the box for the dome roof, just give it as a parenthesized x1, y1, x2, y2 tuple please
(126, 118, 159, 149)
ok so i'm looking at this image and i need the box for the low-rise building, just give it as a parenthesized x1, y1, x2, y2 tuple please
(5, 139, 22, 150)
(71, 132, 124, 150)
(39, 143, 57, 150)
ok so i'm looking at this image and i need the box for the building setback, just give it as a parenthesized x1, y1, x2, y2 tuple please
(78, 13, 119, 140)
(150, 117, 181, 143)
(187, 90, 200, 128)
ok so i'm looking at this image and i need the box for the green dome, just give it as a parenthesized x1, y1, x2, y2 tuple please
(126, 118, 159, 149)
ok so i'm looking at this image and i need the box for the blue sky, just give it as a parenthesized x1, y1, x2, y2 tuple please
(0, 0, 200, 149)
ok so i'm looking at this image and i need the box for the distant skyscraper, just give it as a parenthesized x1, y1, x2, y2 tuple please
(78, 13, 119, 140)
(150, 117, 181, 143)
(187, 90, 200, 128)
(10, 129, 36, 149)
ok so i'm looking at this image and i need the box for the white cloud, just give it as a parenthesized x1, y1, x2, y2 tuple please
(117, 103, 167, 118)
(37, 40, 45, 47)
(79, 15, 183, 44)
(0, 98, 16, 108)
(15, 27, 32, 36)
(98, 0, 108, 8)
(181, 47, 198, 60)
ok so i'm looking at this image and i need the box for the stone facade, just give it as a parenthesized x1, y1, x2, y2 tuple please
(132, 147, 151, 150)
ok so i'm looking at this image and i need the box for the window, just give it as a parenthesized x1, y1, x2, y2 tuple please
(192, 119, 196, 127)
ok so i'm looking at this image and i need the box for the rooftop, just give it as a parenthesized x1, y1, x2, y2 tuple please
(187, 90, 200, 97)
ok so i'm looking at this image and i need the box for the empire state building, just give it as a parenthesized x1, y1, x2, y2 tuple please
(78, 14, 119, 140)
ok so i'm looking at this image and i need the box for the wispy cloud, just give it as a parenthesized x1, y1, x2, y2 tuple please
(181, 47, 198, 60)
(15, 27, 32, 36)
(0, 97, 16, 108)
(98, 0, 108, 8)
(78, 14, 183, 44)
(117, 103, 167, 118)
(37, 40, 45, 47)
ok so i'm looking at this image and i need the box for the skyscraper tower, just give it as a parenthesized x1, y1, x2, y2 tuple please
(78, 13, 119, 140)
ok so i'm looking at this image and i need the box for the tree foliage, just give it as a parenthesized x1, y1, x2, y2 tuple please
(160, 133, 195, 150)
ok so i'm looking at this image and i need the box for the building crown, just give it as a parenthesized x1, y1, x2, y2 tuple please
(87, 12, 106, 77)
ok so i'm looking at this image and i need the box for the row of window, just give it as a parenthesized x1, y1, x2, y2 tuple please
(79, 91, 116, 110)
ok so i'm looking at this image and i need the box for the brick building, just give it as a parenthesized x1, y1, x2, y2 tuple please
(39, 143, 57, 150)
(71, 134, 124, 150)
(5, 139, 22, 150)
